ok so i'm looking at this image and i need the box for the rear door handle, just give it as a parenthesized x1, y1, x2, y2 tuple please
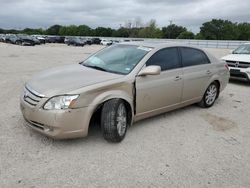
(174, 76, 182, 81)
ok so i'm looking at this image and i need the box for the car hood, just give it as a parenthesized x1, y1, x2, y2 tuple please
(222, 54, 250, 63)
(26, 64, 123, 97)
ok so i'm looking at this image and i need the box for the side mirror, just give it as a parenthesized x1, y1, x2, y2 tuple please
(138, 65, 161, 76)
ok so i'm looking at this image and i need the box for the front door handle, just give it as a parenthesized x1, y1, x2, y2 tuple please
(174, 76, 182, 81)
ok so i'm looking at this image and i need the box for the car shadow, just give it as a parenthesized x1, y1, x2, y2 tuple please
(229, 79, 250, 86)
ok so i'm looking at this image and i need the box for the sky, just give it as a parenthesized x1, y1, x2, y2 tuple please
(0, 0, 249, 33)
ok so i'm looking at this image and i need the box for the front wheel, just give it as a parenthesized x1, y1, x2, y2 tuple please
(101, 99, 128, 143)
(198, 82, 219, 108)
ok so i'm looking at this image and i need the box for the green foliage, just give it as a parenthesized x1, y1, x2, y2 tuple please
(237, 22, 250, 40)
(194, 33, 204, 40)
(77, 25, 92, 36)
(0, 19, 249, 40)
(138, 20, 163, 38)
(94, 27, 114, 37)
(199, 19, 238, 40)
(162, 24, 187, 39)
(46, 25, 62, 35)
(178, 31, 194, 39)
(113, 27, 130, 37)
(21, 28, 44, 35)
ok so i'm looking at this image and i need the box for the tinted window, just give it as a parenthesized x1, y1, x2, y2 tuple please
(180, 47, 210, 67)
(146, 48, 180, 71)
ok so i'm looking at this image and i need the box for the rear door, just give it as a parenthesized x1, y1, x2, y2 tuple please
(179, 47, 213, 102)
(136, 47, 183, 115)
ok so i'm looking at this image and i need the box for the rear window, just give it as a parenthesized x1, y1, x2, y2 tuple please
(180, 47, 210, 67)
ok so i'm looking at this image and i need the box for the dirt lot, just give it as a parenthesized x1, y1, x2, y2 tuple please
(0, 43, 250, 188)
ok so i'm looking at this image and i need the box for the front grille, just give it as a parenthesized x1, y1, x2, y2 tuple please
(23, 86, 44, 106)
(226, 60, 250, 68)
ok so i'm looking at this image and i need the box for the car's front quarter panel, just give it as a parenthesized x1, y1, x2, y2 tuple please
(67, 78, 135, 125)
(20, 77, 135, 139)
(20, 93, 90, 139)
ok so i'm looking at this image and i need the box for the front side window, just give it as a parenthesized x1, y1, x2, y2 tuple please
(146, 47, 181, 71)
(82, 44, 151, 74)
(180, 47, 210, 67)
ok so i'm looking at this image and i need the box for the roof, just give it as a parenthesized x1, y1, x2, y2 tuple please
(120, 41, 201, 49)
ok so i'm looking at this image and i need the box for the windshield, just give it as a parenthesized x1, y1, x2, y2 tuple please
(82, 44, 152, 74)
(233, 44, 250, 54)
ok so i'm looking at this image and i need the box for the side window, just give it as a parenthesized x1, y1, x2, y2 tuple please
(146, 48, 180, 71)
(180, 47, 210, 67)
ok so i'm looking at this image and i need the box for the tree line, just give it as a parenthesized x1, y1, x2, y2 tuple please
(0, 19, 249, 40)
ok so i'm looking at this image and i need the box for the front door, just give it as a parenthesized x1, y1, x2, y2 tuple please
(135, 47, 183, 116)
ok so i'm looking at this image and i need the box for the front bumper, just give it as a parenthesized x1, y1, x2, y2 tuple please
(20, 97, 91, 139)
(229, 67, 250, 82)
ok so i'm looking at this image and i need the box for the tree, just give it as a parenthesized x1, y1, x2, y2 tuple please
(177, 31, 195, 39)
(113, 27, 130, 37)
(94, 27, 113, 37)
(237, 22, 250, 40)
(58, 25, 78, 36)
(22, 28, 44, 35)
(77, 25, 91, 36)
(162, 24, 187, 39)
(46, 25, 62, 35)
(138, 19, 163, 38)
(199, 19, 238, 40)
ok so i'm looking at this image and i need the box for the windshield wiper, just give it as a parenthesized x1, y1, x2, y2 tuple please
(82, 64, 108, 72)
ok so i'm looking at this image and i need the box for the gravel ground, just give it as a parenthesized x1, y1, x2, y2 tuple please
(0, 43, 250, 188)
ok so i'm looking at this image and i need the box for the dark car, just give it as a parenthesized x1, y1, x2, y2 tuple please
(85, 38, 92, 45)
(5, 35, 19, 44)
(34, 36, 46, 44)
(16, 35, 36, 46)
(91, 38, 101, 44)
(0, 34, 6, 42)
(45, 36, 65, 43)
(66, 37, 86, 46)
(31, 36, 41, 45)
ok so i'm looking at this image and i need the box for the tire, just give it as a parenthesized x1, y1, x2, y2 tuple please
(198, 82, 219, 108)
(101, 99, 128, 143)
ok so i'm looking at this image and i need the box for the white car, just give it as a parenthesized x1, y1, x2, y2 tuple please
(222, 43, 250, 82)
(100, 39, 112, 46)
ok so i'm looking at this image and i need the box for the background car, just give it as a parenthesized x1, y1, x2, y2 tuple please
(33, 35, 46, 44)
(65, 37, 86, 46)
(100, 39, 112, 46)
(16, 35, 36, 46)
(45, 36, 65, 43)
(5, 34, 20, 44)
(30, 36, 41, 45)
(0, 34, 6, 42)
(222, 43, 250, 82)
(91, 37, 101, 44)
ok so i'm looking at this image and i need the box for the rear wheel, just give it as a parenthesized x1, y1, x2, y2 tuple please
(198, 82, 219, 108)
(101, 99, 128, 143)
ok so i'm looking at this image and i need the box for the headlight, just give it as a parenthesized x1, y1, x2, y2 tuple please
(43, 95, 79, 110)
